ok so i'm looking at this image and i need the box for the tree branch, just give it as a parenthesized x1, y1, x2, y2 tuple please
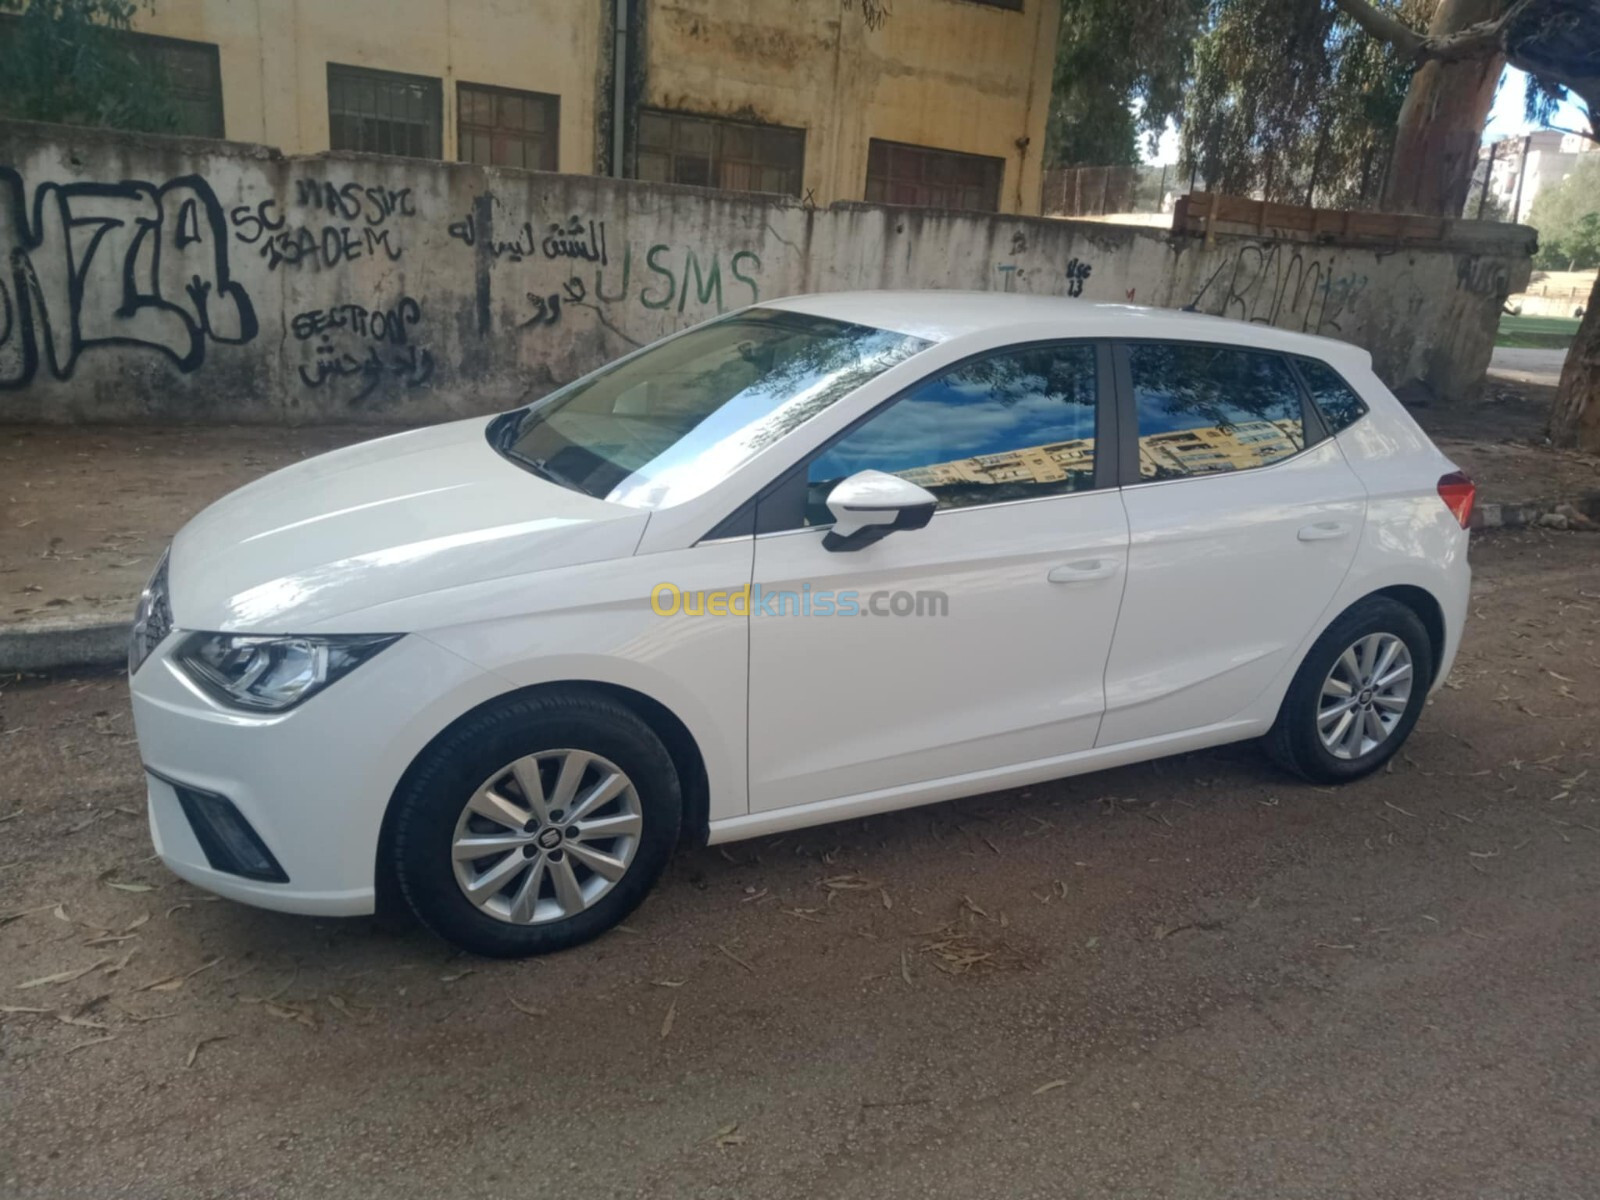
(1331, 0, 1536, 64)
(1330, 0, 1426, 57)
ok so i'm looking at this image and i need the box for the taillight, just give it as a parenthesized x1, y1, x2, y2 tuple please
(1438, 471, 1475, 529)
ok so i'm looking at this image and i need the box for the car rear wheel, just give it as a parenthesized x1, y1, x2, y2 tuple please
(1264, 597, 1435, 783)
(390, 690, 681, 957)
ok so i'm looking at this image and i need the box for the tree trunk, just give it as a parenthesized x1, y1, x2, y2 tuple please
(1380, 0, 1506, 216)
(1548, 271, 1600, 450)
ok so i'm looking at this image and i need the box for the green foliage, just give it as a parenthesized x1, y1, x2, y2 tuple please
(1180, 0, 1425, 206)
(1046, 0, 1208, 167)
(1529, 156, 1600, 269)
(0, 0, 178, 133)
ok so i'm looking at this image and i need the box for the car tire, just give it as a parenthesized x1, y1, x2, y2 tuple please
(1264, 597, 1435, 784)
(390, 689, 681, 958)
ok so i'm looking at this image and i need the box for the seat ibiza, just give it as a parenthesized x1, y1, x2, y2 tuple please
(128, 293, 1473, 956)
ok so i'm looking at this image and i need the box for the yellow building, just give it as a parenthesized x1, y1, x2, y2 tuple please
(895, 420, 1305, 495)
(122, 0, 1060, 215)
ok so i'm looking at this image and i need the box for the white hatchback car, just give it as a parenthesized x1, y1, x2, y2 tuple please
(129, 292, 1473, 956)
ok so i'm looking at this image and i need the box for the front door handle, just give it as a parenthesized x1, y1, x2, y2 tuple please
(1298, 521, 1352, 542)
(1048, 559, 1120, 584)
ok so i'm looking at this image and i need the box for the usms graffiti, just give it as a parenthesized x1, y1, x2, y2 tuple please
(0, 169, 257, 388)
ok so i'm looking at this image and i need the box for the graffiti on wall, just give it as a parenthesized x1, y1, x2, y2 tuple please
(0, 169, 258, 389)
(292, 295, 434, 404)
(450, 195, 764, 338)
(229, 177, 414, 271)
(1186, 242, 1367, 336)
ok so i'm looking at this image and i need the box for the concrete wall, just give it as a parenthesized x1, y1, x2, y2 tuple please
(0, 121, 1533, 424)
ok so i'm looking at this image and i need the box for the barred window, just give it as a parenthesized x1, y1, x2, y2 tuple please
(327, 63, 441, 159)
(457, 83, 558, 171)
(865, 139, 1004, 212)
(635, 109, 804, 198)
(126, 33, 224, 138)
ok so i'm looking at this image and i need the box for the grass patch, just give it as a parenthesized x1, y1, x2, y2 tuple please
(1497, 314, 1581, 350)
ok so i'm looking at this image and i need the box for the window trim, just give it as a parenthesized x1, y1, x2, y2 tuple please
(864, 138, 1006, 213)
(326, 61, 443, 159)
(1285, 355, 1367, 438)
(633, 107, 807, 198)
(1110, 338, 1333, 491)
(455, 80, 560, 171)
(711, 339, 1118, 540)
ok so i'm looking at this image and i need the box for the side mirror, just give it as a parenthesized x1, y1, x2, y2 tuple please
(822, 470, 938, 552)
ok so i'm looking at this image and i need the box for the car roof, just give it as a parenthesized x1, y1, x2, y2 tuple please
(761, 290, 1373, 371)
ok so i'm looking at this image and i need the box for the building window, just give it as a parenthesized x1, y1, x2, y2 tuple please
(635, 109, 804, 197)
(865, 139, 1004, 212)
(327, 63, 441, 159)
(457, 83, 558, 171)
(0, 18, 223, 138)
(126, 32, 224, 138)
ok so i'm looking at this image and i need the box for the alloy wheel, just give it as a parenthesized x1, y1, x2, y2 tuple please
(1317, 633, 1413, 760)
(450, 749, 643, 925)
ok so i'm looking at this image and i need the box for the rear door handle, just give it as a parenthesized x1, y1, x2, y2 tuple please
(1298, 521, 1352, 542)
(1048, 559, 1120, 583)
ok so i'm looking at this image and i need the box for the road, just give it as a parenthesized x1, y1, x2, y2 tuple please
(1489, 345, 1568, 388)
(3, 531, 1599, 1200)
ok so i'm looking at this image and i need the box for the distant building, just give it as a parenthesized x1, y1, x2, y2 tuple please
(1474, 130, 1598, 221)
(28, 0, 1058, 216)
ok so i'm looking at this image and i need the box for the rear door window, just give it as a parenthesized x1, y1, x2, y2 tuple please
(1128, 343, 1307, 481)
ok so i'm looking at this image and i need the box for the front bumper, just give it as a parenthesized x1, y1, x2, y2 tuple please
(131, 632, 505, 917)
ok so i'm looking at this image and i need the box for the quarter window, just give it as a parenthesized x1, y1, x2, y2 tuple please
(806, 344, 1099, 522)
(1129, 343, 1306, 480)
(1295, 356, 1369, 433)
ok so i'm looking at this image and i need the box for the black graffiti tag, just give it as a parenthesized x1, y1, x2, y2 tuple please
(0, 169, 257, 388)
(295, 295, 433, 404)
(1064, 256, 1092, 298)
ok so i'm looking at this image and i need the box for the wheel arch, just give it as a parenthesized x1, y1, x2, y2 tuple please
(373, 679, 711, 919)
(1367, 583, 1446, 686)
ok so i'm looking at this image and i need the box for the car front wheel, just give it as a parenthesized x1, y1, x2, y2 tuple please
(390, 690, 681, 957)
(1265, 597, 1435, 783)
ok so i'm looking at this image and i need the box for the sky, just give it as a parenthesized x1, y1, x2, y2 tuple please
(1142, 67, 1594, 166)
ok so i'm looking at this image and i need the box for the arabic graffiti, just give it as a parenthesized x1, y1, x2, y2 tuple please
(523, 277, 587, 329)
(294, 295, 434, 404)
(447, 210, 610, 266)
(1186, 242, 1367, 336)
(0, 168, 258, 389)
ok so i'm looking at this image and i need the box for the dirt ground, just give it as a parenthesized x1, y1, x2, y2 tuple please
(2, 530, 1599, 1200)
(0, 425, 383, 627)
(1415, 377, 1600, 512)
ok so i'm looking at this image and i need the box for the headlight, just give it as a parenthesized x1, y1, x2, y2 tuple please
(173, 632, 401, 712)
(128, 550, 174, 676)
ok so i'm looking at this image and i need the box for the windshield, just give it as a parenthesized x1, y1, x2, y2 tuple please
(491, 308, 932, 509)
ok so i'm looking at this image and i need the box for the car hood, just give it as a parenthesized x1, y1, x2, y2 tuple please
(169, 417, 648, 633)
